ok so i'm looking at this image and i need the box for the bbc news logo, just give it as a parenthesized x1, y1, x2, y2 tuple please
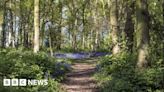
(3, 79, 48, 86)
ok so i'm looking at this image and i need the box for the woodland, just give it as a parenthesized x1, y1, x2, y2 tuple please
(0, 0, 164, 92)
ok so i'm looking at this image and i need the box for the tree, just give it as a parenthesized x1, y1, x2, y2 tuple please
(8, 0, 15, 48)
(1, 0, 7, 48)
(136, 0, 150, 68)
(109, 0, 120, 54)
(34, 0, 40, 53)
(124, 1, 134, 52)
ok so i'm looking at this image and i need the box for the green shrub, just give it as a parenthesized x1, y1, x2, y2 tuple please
(0, 49, 66, 92)
(95, 52, 164, 92)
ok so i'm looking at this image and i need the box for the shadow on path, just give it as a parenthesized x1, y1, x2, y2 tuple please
(61, 58, 99, 92)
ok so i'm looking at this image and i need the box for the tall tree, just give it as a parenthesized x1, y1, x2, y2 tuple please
(136, 0, 150, 68)
(110, 0, 120, 54)
(1, 1, 7, 48)
(34, 0, 40, 53)
(9, 0, 15, 48)
(124, 1, 134, 52)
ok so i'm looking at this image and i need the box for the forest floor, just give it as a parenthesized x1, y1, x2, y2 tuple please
(61, 58, 99, 92)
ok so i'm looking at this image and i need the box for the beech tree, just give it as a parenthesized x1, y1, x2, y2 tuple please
(136, 0, 150, 68)
(34, 0, 40, 53)
(109, 0, 120, 54)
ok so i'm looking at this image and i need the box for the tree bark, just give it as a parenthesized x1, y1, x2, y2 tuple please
(136, 0, 149, 68)
(49, 28, 53, 56)
(1, 1, 7, 48)
(110, 0, 120, 54)
(57, 1, 63, 50)
(34, 0, 40, 53)
(162, 1, 164, 64)
(9, 9, 14, 48)
(124, 2, 134, 52)
(0, 13, 2, 47)
(7, 0, 15, 48)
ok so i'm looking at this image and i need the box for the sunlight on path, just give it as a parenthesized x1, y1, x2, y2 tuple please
(62, 59, 99, 92)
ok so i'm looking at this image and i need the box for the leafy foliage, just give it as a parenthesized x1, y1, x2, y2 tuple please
(95, 52, 164, 92)
(0, 49, 67, 92)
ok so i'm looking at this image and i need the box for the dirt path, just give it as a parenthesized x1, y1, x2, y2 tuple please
(62, 58, 99, 92)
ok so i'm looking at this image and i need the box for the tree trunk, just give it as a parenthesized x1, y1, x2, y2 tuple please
(34, 0, 40, 53)
(162, 1, 164, 64)
(18, 0, 23, 47)
(110, 0, 120, 54)
(7, 0, 15, 48)
(24, 24, 29, 48)
(49, 29, 53, 56)
(40, 20, 45, 48)
(124, 2, 134, 52)
(136, 0, 149, 68)
(1, 1, 7, 48)
(90, 30, 93, 50)
(72, 31, 77, 51)
(94, 30, 99, 51)
(82, 32, 85, 49)
(57, 2, 63, 50)
(0, 13, 2, 47)
(72, 19, 77, 51)
(163, 2, 164, 48)
(82, 2, 86, 50)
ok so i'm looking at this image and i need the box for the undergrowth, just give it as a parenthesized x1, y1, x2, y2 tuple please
(0, 49, 68, 92)
(95, 52, 164, 92)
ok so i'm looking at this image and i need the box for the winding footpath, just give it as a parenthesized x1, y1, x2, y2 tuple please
(62, 58, 99, 92)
